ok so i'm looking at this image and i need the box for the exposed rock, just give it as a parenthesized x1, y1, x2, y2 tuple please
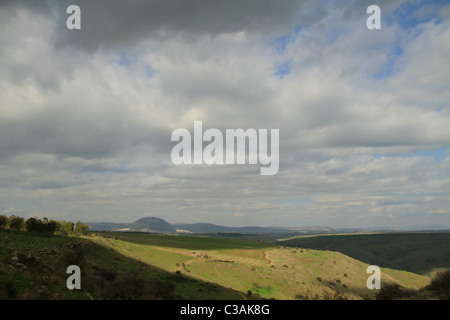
(16, 263, 27, 271)
(36, 285, 48, 294)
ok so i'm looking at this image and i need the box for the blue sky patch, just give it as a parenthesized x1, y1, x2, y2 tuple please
(372, 0, 448, 80)
(274, 60, 292, 78)
(271, 25, 304, 55)
(118, 51, 131, 66)
(386, 0, 447, 29)
(375, 148, 448, 163)
(418, 148, 448, 163)
(372, 45, 404, 79)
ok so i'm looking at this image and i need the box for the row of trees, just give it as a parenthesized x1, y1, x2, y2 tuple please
(0, 215, 89, 236)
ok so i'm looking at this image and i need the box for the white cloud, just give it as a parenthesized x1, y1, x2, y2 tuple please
(0, 1, 449, 228)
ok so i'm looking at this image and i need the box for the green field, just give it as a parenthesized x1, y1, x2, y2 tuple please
(1, 230, 447, 300)
(277, 232, 450, 275)
(92, 232, 433, 300)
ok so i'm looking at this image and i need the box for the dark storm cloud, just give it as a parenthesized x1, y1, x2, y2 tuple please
(0, 0, 404, 52)
(49, 0, 315, 52)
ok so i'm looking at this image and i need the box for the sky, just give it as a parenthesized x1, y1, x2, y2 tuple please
(0, 0, 449, 228)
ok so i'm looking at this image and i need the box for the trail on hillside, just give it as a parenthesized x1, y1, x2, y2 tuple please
(262, 251, 272, 264)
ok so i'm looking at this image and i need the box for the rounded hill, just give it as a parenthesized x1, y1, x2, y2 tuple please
(126, 217, 176, 233)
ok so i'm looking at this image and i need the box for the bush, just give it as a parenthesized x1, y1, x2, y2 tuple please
(0, 215, 8, 229)
(153, 280, 176, 299)
(46, 220, 58, 235)
(95, 266, 118, 281)
(0, 276, 18, 299)
(25, 217, 59, 235)
(9, 216, 24, 231)
(73, 221, 89, 235)
(57, 221, 75, 236)
(375, 284, 416, 300)
(428, 270, 450, 299)
(102, 271, 147, 299)
(61, 242, 86, 267)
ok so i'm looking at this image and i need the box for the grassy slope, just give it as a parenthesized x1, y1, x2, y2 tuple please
(0, 230, 244, 300)
(277, 232, 450, 275)
(96, 232, 431, 300)
(0, 230, 436, 300)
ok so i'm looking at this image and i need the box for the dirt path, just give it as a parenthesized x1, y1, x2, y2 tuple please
(262, 251, 272, 264)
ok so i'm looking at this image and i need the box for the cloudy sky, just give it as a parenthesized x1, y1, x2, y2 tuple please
(0, 0, 449, 228)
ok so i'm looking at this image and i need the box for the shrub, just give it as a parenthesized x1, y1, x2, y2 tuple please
(105, 271, 147, 299)
(0, 276, 18, 299)
(0, 215, 8, 229)
(9, 216, 24, 231)
(428, 270, 450, 299)
(57, 221, 75, 236)
(95, 266, 118, 281)
(25, 217, 57, 235)
(375, 284, 416, 300)
(153, 280, 176, 299)
(61, 242, 86, 267)
(73, 221, 89, 235)
(46, 220, 58, 235)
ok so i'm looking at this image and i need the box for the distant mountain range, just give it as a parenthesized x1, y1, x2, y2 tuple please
(86, 217, 450, 235)
(87, 217, 176, 233)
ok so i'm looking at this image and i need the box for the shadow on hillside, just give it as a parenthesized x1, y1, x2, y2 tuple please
(96, 231, 276, 251)
(0, 230, 246, 300)
(278, 233, 450, 275)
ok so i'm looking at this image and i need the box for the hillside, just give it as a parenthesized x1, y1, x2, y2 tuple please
(124, 217, 176, 233)
(96, 232, 432, 300)
(85, 222, 129, 231)
(87, 216, 346, 235)
(277, 232, 450, 275)
(87, 216, 450, 236)
(1, 229, 447, 300)
(174, 223, 289, 234)
(0, 230, 243, 300)
(86, 217, 177, 233)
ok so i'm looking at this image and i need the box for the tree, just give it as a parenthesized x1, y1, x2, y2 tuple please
(25, 217, 58, 235)
(25, 217, 40, 233)
(0, 215, 8, 229)
(73, 221, 89, 235)
(57, 221, 75, 236)
(9, 216, 25, 231)
(46, 220, 59, 235)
